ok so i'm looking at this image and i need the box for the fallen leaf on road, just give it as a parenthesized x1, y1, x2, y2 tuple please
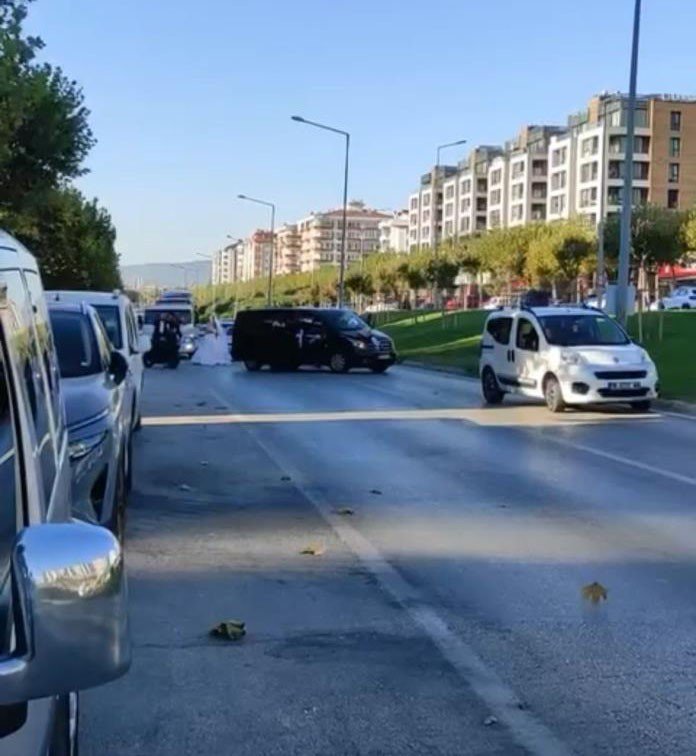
(300, 545, 325, 556)
(370, 489, 382, 496)
(335, 507, 355, 516)
(582, 581, 608, 604)
(483, 715, 498, 726)
(210, 620, 246, 641)
(178, 484, 193, 492)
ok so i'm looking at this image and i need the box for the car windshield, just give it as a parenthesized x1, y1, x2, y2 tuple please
(92, 304, 122, 348)
(49, 310, 101, 378)
(144, 309, 193, 326)
(538, 314, 630, 347)
(319, 310, 368, 331)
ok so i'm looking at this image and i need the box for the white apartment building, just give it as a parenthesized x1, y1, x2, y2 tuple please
(212, 240, 244, 284)
(379, 210, 409, 252)
(486, 155, 509, 230)
(408, 165, 458, 250)
(547, 133, 576, 221)
(240, 230, 273, 281)
(275, 223, 301, 275)
(298, 201, 389, 272)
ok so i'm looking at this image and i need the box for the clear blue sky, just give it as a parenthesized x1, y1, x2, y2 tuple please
(27, 0, 696, 266)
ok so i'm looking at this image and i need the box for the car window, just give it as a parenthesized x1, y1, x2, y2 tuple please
(92, 314, 114, 368)
(0, 332, 21, 653)
(516, 317, 539, 352)
(126, 305, 139, 352)
(486, 317, 512, 345)
(538, 314, 629, 346)
(93, 304, 123, 349)
(49, 310, 102, 377)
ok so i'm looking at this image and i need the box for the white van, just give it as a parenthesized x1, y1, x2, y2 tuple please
(479, 305, 659, 412)
(46, 290, 145, 430)
(0, 229, 129, 754)
(142, 301, 197, 358)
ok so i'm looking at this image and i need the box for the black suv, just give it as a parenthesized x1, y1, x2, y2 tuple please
(233, 308, 397, 373)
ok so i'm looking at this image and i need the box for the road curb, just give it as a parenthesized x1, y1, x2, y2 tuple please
(400, 360, 695, 413)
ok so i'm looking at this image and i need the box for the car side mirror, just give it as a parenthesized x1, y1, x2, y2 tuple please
(109, 350, 129, 384)
(0, 522, 130, 705)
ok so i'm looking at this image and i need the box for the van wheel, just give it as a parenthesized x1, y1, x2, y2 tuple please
(630, 400, 652, 412)
(544, 374, 566, 413)
(329, 352, 350, 373)
(244, 359, 261, 372)
(481, 367, 504, 405)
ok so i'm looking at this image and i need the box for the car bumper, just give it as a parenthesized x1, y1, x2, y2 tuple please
(557, 364, 659, 404)
(351, 351, 397, 367)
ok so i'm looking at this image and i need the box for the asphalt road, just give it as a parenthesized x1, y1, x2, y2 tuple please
(82, 362, 696, 756)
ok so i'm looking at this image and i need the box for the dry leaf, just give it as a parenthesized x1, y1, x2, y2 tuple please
(582, 581, 608, 604)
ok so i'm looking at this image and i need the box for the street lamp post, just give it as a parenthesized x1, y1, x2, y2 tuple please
(617, 0, 642, 325)
(169, 264, 190, 288)
(432, 139, 466, 252)
(226, 235, 243, 316)
(196, 252, 215, 315)
(237, 195, 276, 306)
(292, 115, 350, 307)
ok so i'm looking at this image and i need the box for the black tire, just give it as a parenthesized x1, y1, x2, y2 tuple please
(370, 363, 390, 374)
(682, 303, 691, 310)
(109, 459, 127, 544)
(143, 352, 154, 368)
(481, 367, 504, 405)
(630, 400, 652, 412)
(49, 693, 79, 756)
(543, 374, 566, 413)
(329, 352, 350, 374)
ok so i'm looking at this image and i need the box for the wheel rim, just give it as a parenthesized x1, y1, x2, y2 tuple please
(331, 354, 346, 371)
(483, 370, 497, 399)
(546, 381, 557, 408)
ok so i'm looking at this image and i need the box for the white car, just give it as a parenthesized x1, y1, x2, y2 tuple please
(656, 286, 696, 310)
(479, 306, 659, 412)
(46, 290, 145, 430)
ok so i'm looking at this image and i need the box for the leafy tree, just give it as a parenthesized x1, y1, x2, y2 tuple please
(345, 271, 374, 298)
(682, 207, 696, 252)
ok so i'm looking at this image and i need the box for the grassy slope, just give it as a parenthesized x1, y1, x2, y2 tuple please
(383, 310, 696, 401)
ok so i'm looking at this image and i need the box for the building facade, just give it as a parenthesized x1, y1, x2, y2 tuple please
(275, 224, 301, 275)
(241, 230, 273, 282)
(212, 240, 244, 284)
(379, 210, 410, 252)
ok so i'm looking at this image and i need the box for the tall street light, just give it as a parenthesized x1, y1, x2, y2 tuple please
(436, 138, 467, 167)
(196, 252, 215, 315)
(432, 139, 466, 252)
(238, 194, 275, 306)
(617, 0, 642, 326)
(226, 235, 243, 316)
(292, 115, 350, 307)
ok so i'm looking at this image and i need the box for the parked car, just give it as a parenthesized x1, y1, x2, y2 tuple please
(233, 308, 397, 373)
(47, 301, 132, 540)
(46, 290, 145, 430)
(479, 305, 658, 412)
(656, 286, 696, 310)
(0, 230, 130, 755)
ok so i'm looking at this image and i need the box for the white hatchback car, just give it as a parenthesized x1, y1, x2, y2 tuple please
(657, 286, 696, 310)
(479, 306, 659, 412)
(46, 290, 145, 429)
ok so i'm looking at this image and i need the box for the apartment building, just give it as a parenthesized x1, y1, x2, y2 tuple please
(240, 230, 273, 281)
(298, 201, 389, 272)
(212, 240, 244, 284)
(275, 224, 301, 275)
(379, 210, 409, 252)
(408, 165, 458, 250)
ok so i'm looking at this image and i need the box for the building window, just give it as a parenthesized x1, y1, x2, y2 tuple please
(668, 189, 679, 209)
(489, 210, 501, 228)
(445, 184, 455, 199)
(579, 187, 598, 208)
(511, 204, 524, 221)
(422, 194, 431, 207)
(670, 110, 682, 131)
(410, 213, 417, 226)
(477, 179, 487, 193)
(461, 179, 472, 194)
(531, 205, 546, 221)
(489, 189, 501, 206)
(490, 170, 501, 186)
(444, 202, 454, 218)
(476, 197, 487, 212)
(460, 217, 471, 233)
(422, 209, 431, 222)
(632, 187, 648, 204)
(635, 135, 650, 154)
(669, 163, 680, 183)
(550, 171, 567, 190)
(551, 146, 567, 167)
(531, 183, 546, 200)
(511, 161, 525, 179)
(532, 160, 547, 177)
(422, 225, 430, 237)
(511, 183, 524, 201)
(444, 220, 453, 235)
(669, 137, 681, 158)
(581, 136, 599, 157)
(580, 161, 598, 183)
(410, 197, 418, 210)
(550, 195, 566, 215)
(461, 197, 471, 211)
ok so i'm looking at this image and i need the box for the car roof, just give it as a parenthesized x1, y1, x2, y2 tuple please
(487, 306, 602, 319)
(46, 300, 93, 315)
(0, 228, 41, 272)
(46, 290, 131, 306)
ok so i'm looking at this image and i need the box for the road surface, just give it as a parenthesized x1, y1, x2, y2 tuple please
(83, 363, 696, 755)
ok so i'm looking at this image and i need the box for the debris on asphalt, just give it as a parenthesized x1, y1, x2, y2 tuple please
(178, 483, 193, 492)
(200, 461, 209, 467)
(370, 489, 383, 495)
(483, 715, 498, 726)
(281, 475, 291, 482)
(196, 401, 207, 407)
(210, 620, 246, 641)
(582, 581, 608, 604)
(300, 545, 325, 556)
(335, 507, 355, 516)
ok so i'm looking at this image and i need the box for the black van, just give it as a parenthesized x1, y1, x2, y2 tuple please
(232, 308, 397, 373)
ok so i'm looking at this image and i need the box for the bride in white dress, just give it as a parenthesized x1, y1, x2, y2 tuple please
(192, 317, 231, 366)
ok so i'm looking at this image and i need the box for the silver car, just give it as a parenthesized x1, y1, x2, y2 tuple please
(0, 229, 130, 755)
(48, 302, 132, 541)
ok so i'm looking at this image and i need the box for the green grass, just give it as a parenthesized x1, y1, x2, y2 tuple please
(383, 309, 696, 403)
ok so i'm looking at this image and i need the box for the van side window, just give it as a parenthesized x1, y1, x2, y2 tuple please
(1, 270, 56, 510)
(126, 306, 139, 352)
(486, 317, 512, 345)
(0, 332, 20, 649)
(516, 317, 539, 352)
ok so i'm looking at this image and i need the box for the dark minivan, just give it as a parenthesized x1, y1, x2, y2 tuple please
(233, 308, 397, 373)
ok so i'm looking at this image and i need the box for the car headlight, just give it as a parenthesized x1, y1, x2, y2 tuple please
(348, 338, 368, 350)
(69, 431, 108, 461)
(560, 350, 583, 365)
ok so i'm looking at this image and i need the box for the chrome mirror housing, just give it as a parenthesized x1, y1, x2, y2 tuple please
(0, 522, 130, 705)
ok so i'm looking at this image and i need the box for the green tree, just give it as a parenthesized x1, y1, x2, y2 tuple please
(345, 271, 374, 302)
(683, 207, 696, 252)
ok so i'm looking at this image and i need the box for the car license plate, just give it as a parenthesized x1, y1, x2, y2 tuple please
(608, 381, 640, 390)
(378, 354, 391, 360)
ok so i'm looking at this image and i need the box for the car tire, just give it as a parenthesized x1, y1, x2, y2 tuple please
(143, 352, 154, 368)
(630, 400, 652, 412)
(682, 304, 691, 310)
(49, 693, 79, 756)
(544, 374, 566, 413)
(329, 352, 350, 373)
(109, 459, 127, 544)
(481, 367, 504, 405)
(244, 359, 262, 372)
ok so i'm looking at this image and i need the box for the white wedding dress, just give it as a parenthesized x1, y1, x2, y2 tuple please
(192, 321, 231, 366)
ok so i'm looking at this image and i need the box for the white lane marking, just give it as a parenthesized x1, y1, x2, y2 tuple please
(540, 435, 696, 487)
(660, 410, 696, 422)
(210, 389, 574, 756)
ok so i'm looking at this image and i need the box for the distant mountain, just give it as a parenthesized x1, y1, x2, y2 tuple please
(120, 260, 211, 289)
